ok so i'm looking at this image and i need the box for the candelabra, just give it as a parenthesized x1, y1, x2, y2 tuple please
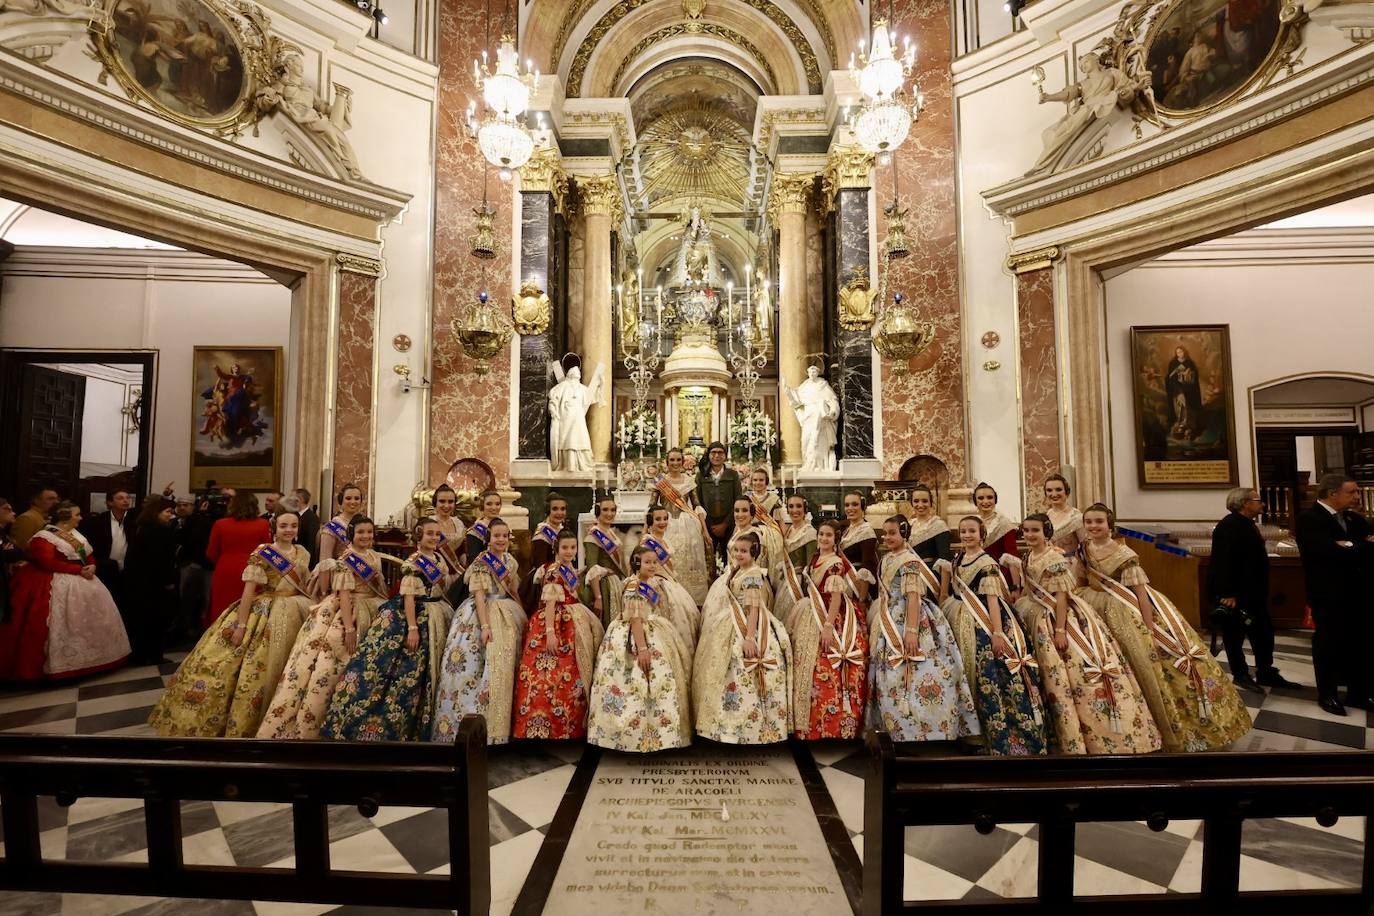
(726, 295, 768, 403)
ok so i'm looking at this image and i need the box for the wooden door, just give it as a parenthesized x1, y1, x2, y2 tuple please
(14, 364, 85, 501)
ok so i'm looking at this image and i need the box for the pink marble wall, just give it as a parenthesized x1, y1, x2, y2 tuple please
(334, 271, 376, 497)
(1017, 267, 1060, 511)
(878, 0, 965, 483)
(430, 0, 514, 485)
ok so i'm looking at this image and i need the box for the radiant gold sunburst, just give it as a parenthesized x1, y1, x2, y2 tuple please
(637, 103, 752, 207)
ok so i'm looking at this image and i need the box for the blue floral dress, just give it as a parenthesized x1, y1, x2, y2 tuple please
(320, 551, 453, 741)
(867, 549, 979, 742)
(941, 552, 1048, 756)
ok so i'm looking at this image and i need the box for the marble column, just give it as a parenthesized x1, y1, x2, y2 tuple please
(576, 175, 621, 465)
(769, 173, 814, 468)
(333, 260, 378, 498)
(516, 150, 568, 461)
(825, 149, 877, 461)
(1013, 255, 1062, 511)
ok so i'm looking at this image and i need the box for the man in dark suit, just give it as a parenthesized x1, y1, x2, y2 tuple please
(261, 490, 284, 524)
(1209, 487, 1300, 693)
(80, 488, 137, 613)
(293, 487, 321, 568)
(1295, 473, 1373, 716)
(697, 441, 741, 565)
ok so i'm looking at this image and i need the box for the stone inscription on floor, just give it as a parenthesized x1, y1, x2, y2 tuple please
(544, 746, 845, 915)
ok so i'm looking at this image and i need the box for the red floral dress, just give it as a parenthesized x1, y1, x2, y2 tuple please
(511, 562, 603, 739)
(794, 553, 869, 739)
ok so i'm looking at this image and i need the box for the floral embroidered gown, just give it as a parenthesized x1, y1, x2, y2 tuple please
(519, 520, 560, 611)
(1013, 548, 1161, 755)
(149, 543, 312, 737)
(908, 516, 951, 565)
(587, 577, 694, 752)
(775, 522, 818, 632)
(320, 552, 454, 741)
(431, 550, 528, 745)
(790, 553, 869, 740)
(257, 548, 386, 739)
(636, 533, 701, 646)
(941, 552, 1048, 756)
(652, 475, 711, 605)
(692, 565, 792, 744)
(1076, 542, 1251, 751)
(867, 549, 980, 742)
(728, 525, 785, 582)
(511, 562, 604, 740)
(579, 527, 626, 628)
(311, 515, 354, 598)
(1045, 507, 1085, 556)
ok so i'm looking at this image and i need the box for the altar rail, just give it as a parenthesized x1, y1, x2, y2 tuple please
(863, 731, 1374, 914)
(0, 717, 489, 914)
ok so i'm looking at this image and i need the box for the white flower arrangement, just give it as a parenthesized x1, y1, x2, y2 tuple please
(728, 406, 777, 465)
(616, 405, 664, 461)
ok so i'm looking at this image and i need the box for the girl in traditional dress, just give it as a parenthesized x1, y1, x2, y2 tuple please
(432, 484, 469, 572)
(580, 497, 626, 627)
(587, 546, 694, 752)
(150, 512, 311, 737)
(465, 489, 503, 563)
(651, 449, 711, 605)
(322, 517, 455, 741)
(1, 501, 130, 681)
(1076, 504, 1251, 752)
(906, 484, 951, 564)
(939, 516, 1048, 756)
(431, 518, 528, 745)
(1014, 514, 1161, 755)
(777, 494, 817, 629)
(747, 468, 782, 521)
(693, 532, 792, 744)
(258, 515, 387, 739)
(1042, 474, 1085, 556)
(839, 491, 878, 603)
(791, 520, 869, 739)
(640, 507, 701, 645)
(512, 530, 603, 740)
(867, 516, 979, 743)
(312, 484, 362, 597)
(520, 491, 567, 610)
(728, 497, 784, 575)
(973, 482, 1021, 562)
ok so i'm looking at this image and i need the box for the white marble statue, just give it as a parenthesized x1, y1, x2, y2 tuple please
(1027, 51, 1149, 176)
(548, 361, 605, 473)
(255, 53, 363, 181)
(784, 365, 840, 472)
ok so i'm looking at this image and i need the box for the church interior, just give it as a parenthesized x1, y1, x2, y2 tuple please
(1, 0, 1374, 912)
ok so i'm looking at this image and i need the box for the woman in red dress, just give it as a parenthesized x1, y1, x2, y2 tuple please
(511, 531, 604, 739)
(791, 521, 868, 739)
(0, 501, 130, 681)
(205, 491, 271, 627)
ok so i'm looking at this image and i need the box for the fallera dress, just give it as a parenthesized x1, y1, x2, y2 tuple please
(1013, 548, 1161, 755)
(941, 551, 1048, 756)
(320, 551, 454, 741)
(579, 526, 626, 628)
(431, 550, 528, 745)
(587, 576, 695, 752)
(511, 561, 603, 740)
(149, 543, 311, 737)
(636, 533, 701, 646)
(1076, 542, 1251, 752)
(652, 474, 711, 605)
(867, 549, 980, 742)
(257, 548, 386, 739)
(789, 552, 869, 740)
(692, 565, 792, 744)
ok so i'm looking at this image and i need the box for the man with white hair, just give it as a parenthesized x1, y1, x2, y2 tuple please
(1208, 487, 1299, 694)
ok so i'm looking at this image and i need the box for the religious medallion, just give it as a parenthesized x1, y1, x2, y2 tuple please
(838, 270, 879, 331)
(511, 280, 551, 336)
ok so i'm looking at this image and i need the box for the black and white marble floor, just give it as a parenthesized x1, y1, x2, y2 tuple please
(0, 630, 1366, 915)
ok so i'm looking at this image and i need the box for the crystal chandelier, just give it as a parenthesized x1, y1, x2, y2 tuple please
(850, 97, 913, 155)
(851, 18, 916, 102)
(479, 35, 536, 118)
(475, 112, 534, 175)
(467, 4, 537, 179)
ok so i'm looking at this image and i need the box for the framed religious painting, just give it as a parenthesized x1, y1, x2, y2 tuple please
(1129, 325, 1239, 489)
(88, 0, 278, 135)
(189, 346, 282, 490)
(1143, 0, 1306, 120)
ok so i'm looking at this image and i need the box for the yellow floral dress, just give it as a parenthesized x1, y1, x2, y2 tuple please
(1014, 548, 1161, 755)
(1076, 542, 1251, 752)
(149, 543, 312, 737)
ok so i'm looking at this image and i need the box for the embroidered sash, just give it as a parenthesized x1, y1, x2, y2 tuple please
(536, 523, 559, 545)
(478, 550, 516, 599)
(749, 494, 781, 531)
(255, 544, 307, 596)
(1087, 565, 1213, 720)
(341, 550, 389, 600)
(641, 535, 671, 564)
(634, 580, 660, 605)
(557, 564, 579, 591)
(589, 527, 624, 575)
(414, 553, 444, 586)
(951, 565, 1042, 719)
(471, 521, 490, 542)
(727, 585, 779, 685)
(435, 530, 464, 572)
(875, 558, 927, 687)
(1027, 578, 1123, 731)
(323, 519, 350, 546)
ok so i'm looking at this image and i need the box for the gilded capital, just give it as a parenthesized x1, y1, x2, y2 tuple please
(767, 172, 814, 223)
(821, 146, 874, 214)
(576, 174, 624, 223)
(1006, 246, 1061, 274)
(335, 252, 382, 277)
(519, 147, 569, 216)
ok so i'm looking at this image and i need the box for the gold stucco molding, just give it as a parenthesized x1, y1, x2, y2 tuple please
(820, 146, 873, 214)
(336, 252, 382, 276)
(1006, 246, 1061, 274)
(518, 147, 570, 215)
(597, 22, 780, 97)
(576, 174, 624, 223)
(767, 171, 815, 223)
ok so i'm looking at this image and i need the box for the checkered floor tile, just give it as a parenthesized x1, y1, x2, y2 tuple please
(0, 630, 1366, 913)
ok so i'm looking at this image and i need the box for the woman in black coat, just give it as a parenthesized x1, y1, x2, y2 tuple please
(124, 496, 179, 664)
